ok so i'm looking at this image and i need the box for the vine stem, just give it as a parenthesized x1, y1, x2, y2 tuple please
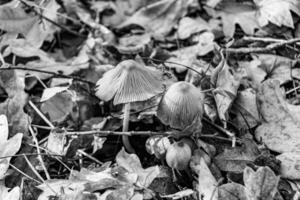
(122, 103, 135, 153)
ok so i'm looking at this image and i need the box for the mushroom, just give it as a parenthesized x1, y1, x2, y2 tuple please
(95, 60, 164, 153)
(157, 81, 204, 135)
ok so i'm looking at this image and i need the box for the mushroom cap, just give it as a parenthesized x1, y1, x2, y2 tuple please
(95, 60, 164, 105)
(157, 81, 204, 130)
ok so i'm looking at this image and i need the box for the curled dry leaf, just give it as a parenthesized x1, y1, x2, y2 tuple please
(211, 55, 242, 126)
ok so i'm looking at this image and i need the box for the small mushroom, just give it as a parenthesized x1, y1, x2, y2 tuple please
(157, 81, 204, 134)
(96, 60, 164, 153)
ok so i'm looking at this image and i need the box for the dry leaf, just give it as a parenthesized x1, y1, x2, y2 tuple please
(255, 79, 300, 153)
(276, 152, 300, 180)
(116, 148, 160, 188)
(0, 70, 30, 135)
(41, 90, 75, 123)
(197, 158, 218, 200)
(218, 182, 248, 200)
(117, 0, 190, 37)
(232, 88, 260, 130)
(205, 2, 260, 37)
(244, 166, 279, 200)
(255, 0, 300, 28)
(211, 56, 242, 125)
(177, 17, 210, 40)
(214, 139, 260, 173)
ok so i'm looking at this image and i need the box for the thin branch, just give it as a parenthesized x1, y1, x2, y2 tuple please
(0, 66, 94, 85)
(66, 130, 173, 136)
(142, 57, 204, 76)
(66, 130, 241, 144)
(29, 126, 50, 180)
(77, 149, 103, 165)
(226, 37, 300, 54)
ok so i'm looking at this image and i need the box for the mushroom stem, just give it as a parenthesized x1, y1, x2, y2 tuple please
(122, 103, 135, 153)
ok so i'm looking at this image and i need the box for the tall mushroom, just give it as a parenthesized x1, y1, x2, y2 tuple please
(96, 60, 164, 153)
(157, 81, 204, 135)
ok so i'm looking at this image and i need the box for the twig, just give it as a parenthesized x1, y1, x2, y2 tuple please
(0, 66, 93, 85)
(226, 37, 300, 54)
(29, 126, 50, 180)
(242, 36, 286, 43)
(0, 153, 62, 160)
(77, 149, 103, 165)
(28, 100, 55, 129)
(142, 57, 204, 76)
(30, 144, 71, 172)
(66, 130, 173, 136)
(66, 129, 241, 144)
(23, 154, 45, 183)
(23, 154, 57, 195)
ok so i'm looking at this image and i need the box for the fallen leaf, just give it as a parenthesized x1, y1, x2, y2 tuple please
(276, 152, 300, 180)
(40, 90, 75, 123)
(243, 166, 279, 200)
(255, 0, 300, 28)
(214, 139, 260, 173)
(117, 0, 190, 37)
(211, 56, 242, 125)
(0, 0, 38, 35)
(0, 70, 30, 136)
(218, 182, 248, 200)
(205, 2, 260, 37)
(40, 86, 69, 102)
(0, 115, 23, 179)
(197, 32, 215, 56)
(0, 184, 20, 200)
(255, 79, 300, 153)
(252, 54, 295, 85)
(232, 88, 260, 130)
(165, 45, 198, 73)
(177, 17, 210, 40)
(46, 129, 69, 156)
(116, 148, 160, 188)
(197, 158, 218, 200)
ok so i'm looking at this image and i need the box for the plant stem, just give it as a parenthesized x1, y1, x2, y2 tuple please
(122, 103, 135, 153)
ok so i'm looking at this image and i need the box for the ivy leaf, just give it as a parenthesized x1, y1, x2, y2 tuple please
(255, 0, 300, 28)
(205, 2, 260, 37)
(244, 166, 279, 200)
